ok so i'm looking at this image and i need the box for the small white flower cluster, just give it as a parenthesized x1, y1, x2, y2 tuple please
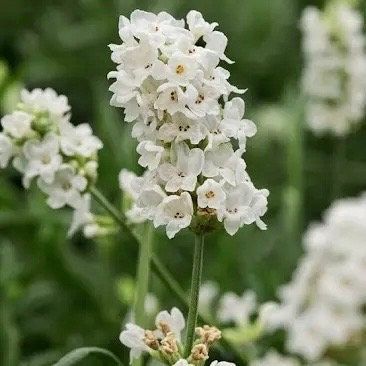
(198, 282, 275, 331)
(198, 281, 220, 315)
(267, 193, 366, 361)
(250, 351, 337, 366)
(217, 289, 257, 327)
(120, 307, 231, 366)
(249, 350, 300, 366)
(109, 10, 269, 238)
(301, 2, 366, 136)
(0, 88, 105, 237)
(124, 293, 159, 326)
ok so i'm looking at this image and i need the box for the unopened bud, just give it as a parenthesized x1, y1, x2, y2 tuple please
(158, 321, 171, 336)
(197, 207, 216, 216)
(84, 160, 98, 181)
(160, 332, 179, 355)
(144, 330, 159, 350)
(196, 325, 221, 345)
(190, 343, 209, 361)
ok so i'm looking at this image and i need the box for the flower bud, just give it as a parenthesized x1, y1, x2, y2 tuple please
(195, 325, 221, 345)
(189, 343, 209, 362)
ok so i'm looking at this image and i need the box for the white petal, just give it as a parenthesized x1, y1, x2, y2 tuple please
(224, 216, 242, 236)
(188, 148, 204, 176)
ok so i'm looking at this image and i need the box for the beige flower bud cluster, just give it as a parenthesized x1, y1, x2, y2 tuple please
(120, 307, 227, 366)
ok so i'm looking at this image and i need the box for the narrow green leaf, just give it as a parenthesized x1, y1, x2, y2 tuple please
(54, 347, 123, 366)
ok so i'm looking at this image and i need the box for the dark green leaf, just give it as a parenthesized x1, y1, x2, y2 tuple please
(54, 347, 123, 366)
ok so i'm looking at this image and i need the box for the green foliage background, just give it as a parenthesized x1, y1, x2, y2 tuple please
(0, 0, 366, 365)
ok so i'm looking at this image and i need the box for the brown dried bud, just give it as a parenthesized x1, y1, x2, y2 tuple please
(160, 332, 179, 355)
(196, 325, 222, 345)
(143, 330, 159, 350)
(197, 207, 217, 216)
(190, 343, 209, 361)
(158, 321, 171, 336)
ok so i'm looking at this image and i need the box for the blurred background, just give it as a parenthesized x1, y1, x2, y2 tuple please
(1, 0, 366, 365)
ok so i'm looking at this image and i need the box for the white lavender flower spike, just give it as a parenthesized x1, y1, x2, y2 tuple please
(112, 9, 269, 238)
(301, 3, 366, 136)
(266, 192, 366, 361)
(0, 88, 105, 237)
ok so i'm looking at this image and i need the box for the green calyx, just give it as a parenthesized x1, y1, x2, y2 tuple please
(190, 210, 221, 235)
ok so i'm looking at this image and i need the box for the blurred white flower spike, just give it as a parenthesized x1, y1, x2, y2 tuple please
(111, 10, 269, 238)
(0, 88, 107, 237)
(250, 350, 300, 366)
(301, 2, 366, 136)
(266, 192, 366, 361)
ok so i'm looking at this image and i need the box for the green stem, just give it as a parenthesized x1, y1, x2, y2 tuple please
(151, 255, 187, 304)
(90, 186, 129, 230)
(184, 234, 205, 358)
(132, 224, 153, 366)
(282, 99, 304, 266)
(331, 136, 346, 200)
(133, 222, 153, 327)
